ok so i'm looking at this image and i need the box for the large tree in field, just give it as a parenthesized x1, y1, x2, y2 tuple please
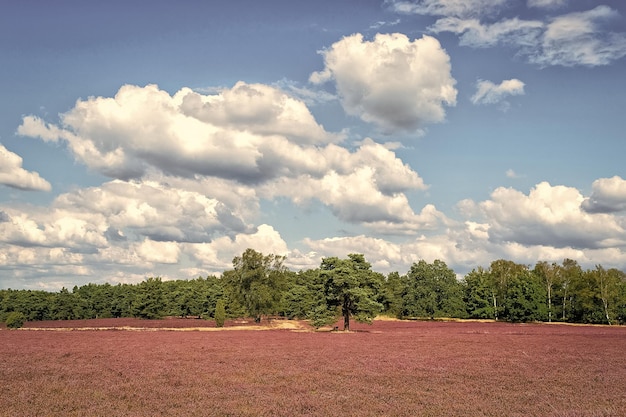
(314, 254, 383, 331)
(223, 248, 288, 322)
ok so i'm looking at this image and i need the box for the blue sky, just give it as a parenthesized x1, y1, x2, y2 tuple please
(1, 0, 626, 290)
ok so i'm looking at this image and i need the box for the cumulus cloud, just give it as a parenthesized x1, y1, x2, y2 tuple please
(429, 6, 626, 67)
(478, 182, 626, 249)
(310, 33, 457, 134)
(0, 144, 51, 191)
(259, 138, 429, 229)
(581, 176, 626, 213)
(471, 78, 525, 106)
(54, 179, 255, 243)
(18, 83, 432, 231)
(18, 83, 342, 182)
(7, 79, 446, 287)
(299, 178, 626, 276)
(387, 0, 511, 18)
(0, 209, 108, 252)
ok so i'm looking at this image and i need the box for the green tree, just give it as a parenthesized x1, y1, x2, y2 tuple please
(5, 311, 26, 329)
(314, 254, 383, 331)
(503, 269, 547, 322)
(585, 266, 625, 325)
(402, 260, 466, 319)
(214, 299, 226, 327)
(557, 258, 583, 321)
(533, 261, 559, 322)
(381, 271, 406, 318)
(281, 269, 320, 320)
(51, 287, 77, 320)
(223, 249, 288, 322)
(132, 277, 165, 319)
(463, 267, 494, 319)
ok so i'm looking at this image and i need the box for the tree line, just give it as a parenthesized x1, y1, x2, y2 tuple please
(2, 249, 626, 328)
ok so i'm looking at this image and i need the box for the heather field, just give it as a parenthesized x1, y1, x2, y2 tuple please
(1, 320, 625, 417)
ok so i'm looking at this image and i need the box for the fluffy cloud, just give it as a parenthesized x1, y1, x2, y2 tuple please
(299, 179, 626, 274)
(310, 33, 457, 134)
(259, 138, 429, 229)
(581, 176, 626, 214)
(478, 182, 626, 249)
(429, 6, 626, 67)
(54, 179, 254, 242)
(18, 83, 431, 230)
(471, 79, 525, 108)
(18, 83, 342, 182)
(0, 144, 51, 191)
(387, 0, 511, 18)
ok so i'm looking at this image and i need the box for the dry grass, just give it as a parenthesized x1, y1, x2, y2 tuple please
(1, 320, 625, 416)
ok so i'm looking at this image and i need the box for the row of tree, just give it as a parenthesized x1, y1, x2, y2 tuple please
(2, 249, 626, 328)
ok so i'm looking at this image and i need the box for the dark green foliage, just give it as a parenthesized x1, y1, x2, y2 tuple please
(132, 277, 165, 319)
(222, 249, 288, 322)
(401, 260, 466, 319)
(214, 299, 226, 327)
(503, 270, 547, 322)
(313, 254, 383, 330)
(463, 267, 495, 319)
(5, 311, 26, 329)
(381, 271, 406, 318)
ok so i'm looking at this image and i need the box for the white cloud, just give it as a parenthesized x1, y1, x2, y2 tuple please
(471, 78, 525, 106)
(18, 83, 342, 182)
(387, 0, 511, 18)
(187, 224, 290, 271)
(0, 209, 108, 251)
(429, 17, 543, 48)
(0, 144, 51, 191)
(478, 182, 626, 249)
(16, 83, 431, 228)
(258, 138, 431, 230)
(179, 81, 340, 145)
(136, 239, 181, 264)
(581, 176, 626, 213)
(54, 179, 254, 243)
(429, 6, 626, 67)
(531, 6, 626, 67)
(310, 33, 457, 134)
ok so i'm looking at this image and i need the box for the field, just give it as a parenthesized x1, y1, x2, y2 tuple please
(1, 319, 625, 416)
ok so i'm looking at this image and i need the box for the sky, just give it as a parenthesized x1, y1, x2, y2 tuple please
(1, 0, 626, 290)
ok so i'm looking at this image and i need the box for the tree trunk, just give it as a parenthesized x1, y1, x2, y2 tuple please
(492, 291, 498, 321)
(602, 298, 612, 326)
(547, 284, 552, 323)
(342, 298, 350, 331)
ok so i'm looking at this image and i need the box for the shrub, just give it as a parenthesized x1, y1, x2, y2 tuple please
(5, 312, 26, 329)
(214, 299, 226, 328)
